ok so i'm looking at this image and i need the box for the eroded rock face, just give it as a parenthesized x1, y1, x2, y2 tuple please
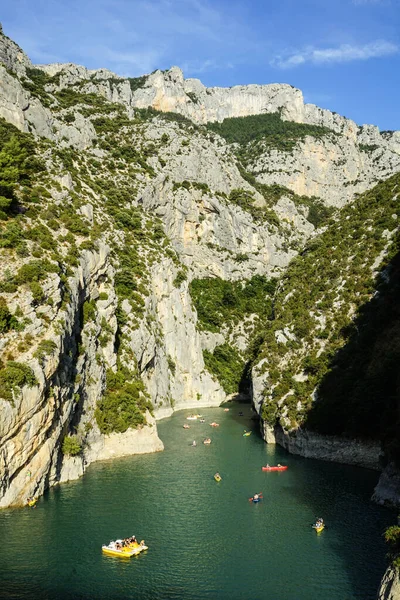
(377, 565, 400, 600)
(266, 425, 383, 470)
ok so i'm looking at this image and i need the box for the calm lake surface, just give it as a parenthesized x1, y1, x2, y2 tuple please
(0, 406, 394, 600)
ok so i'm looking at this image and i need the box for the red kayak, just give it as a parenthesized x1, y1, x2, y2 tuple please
(262, 465, 288, 472)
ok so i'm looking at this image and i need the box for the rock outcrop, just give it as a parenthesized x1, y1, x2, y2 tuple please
(377, 565, 400, 600)
(262, 424, 383, 471)
(373, 464, 400, 508)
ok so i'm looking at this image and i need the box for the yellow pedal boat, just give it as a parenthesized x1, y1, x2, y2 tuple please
(102, 540, 148, 558)
(313, 524, 325, 533)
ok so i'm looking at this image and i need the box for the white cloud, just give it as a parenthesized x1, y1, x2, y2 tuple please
(271, 40, 398, 69)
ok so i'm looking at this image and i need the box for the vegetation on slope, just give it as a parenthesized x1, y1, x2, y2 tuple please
(189, 275, 276, 333)
(306, 244, 400, 458)
(254, 172, 400, 443)
(95, 364, 152, 434)
(203, 343, 245, 395)
(206, 112, 334, 152)
(190, 275, 276, 394)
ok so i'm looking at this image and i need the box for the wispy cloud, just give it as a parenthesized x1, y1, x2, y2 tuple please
(352, 0, 388, 5)
(271, 40, 398, 68)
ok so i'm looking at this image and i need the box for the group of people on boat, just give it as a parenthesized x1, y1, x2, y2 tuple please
(313, 518, 324, 529)
(112, 536, 139, 550)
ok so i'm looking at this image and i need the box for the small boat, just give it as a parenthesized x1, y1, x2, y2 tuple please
(183, 424, 190, 429)
(243, 431, 251, 437)
(27, 498, 37, 507)
(203, 438, 211, 445)
(224, 408, 229, 412)
(261, 465, 288, 471)
(210, 422, 219, 427)
(191, 441, 197, 447)
(102, 539, 148, 558)
(187, 415, 198, 421)
(249, 494, 263, 503)
(214, 473, 222, 482)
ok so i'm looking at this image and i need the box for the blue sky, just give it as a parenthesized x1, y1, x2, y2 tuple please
(2, 0, 400, 130)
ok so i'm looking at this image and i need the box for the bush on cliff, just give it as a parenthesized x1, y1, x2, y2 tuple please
(62, 435, 82, 456)
(203, 343, 245, 395)
(0, 361, 37, 403)
(0, 297, 19, 333)
(95, 366, 153, 434)
(385, 525, 400, 568)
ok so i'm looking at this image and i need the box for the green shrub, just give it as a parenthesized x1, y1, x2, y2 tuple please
(82, 299, 96, 323)
(385, 525, 400, 568)
(167, 355, 176, 375)
(33, 339, 57, 364)
(30, 281, 45, 305)
(15, 259, 58, 285)
(173, 270, 187, 288)
(0, 361, 37, 403)
(0, 297, 19, 333)
(62, 435, 82, 456)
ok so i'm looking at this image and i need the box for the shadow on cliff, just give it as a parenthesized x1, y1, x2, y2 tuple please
(303, 247, 400, 464)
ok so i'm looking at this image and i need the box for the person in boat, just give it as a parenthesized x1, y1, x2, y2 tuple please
(192, 440, 197, 446)
(266, 464, 270, 468)
(277, 464, 281, 467)
(215, 472, 221, 478)
(254, 493, 259, 500)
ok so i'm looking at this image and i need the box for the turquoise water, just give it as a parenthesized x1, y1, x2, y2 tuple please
(0, 407, 394, 600)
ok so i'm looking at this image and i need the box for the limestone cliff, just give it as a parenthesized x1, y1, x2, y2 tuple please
(377, 565, 400, 600)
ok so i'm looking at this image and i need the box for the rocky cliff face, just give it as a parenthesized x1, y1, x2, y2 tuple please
(23, 60, 400, 207)
(377, 565, 400, 600)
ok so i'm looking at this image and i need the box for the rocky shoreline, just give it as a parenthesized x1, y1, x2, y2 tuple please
(262, 422, 383, 470)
